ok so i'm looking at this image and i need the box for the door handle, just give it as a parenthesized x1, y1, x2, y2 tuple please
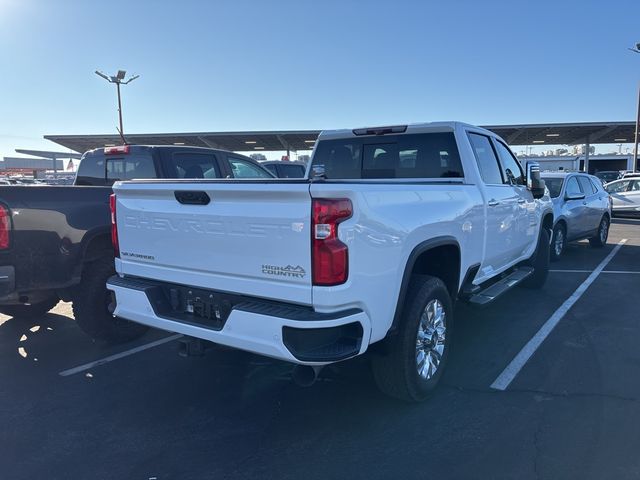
(518, 198, 526, 204)
(582, 201, 587, 206)
(175, 191, 211, 205)
(488, 199, 499, 207)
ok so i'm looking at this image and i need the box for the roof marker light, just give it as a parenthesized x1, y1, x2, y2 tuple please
(352, 125, 407, 136)
(104, 145, 130, 155)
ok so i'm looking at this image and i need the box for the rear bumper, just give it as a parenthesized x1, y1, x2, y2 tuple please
(107, 275, 371, 365)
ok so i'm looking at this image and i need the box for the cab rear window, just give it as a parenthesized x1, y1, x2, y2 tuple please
(312, 132, 463, 180)
(76, 153, 156, 185)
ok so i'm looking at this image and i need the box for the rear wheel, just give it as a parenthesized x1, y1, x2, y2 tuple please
(550, 223, 566, 262)
(371, 275, 453, 402)
(0, 297, 59, 319)
(521, 227, 550, 289)
(73, 256, 149, 343)
(589, 216, 609, 248)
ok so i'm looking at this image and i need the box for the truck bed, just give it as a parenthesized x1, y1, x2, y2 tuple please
(0, 185, 112, 299)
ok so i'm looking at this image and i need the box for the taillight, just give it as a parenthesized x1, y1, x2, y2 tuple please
(109, 194, 119, 257)
(104, 145, 130, 155)
(312, 198, 352, 286)
(0, 204, 10, 250)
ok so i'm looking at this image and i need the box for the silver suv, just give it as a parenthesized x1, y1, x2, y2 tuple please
(541, 172, 612, 260)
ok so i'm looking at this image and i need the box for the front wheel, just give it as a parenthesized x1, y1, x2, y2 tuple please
(589, 216, 609, 248)
(521, 227, 550, 289)
(371, 275, 453, 402)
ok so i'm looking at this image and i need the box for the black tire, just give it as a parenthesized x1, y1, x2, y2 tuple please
(73, 256, 149, 343)
(521, 227, 550, 289)
(550, 223, 566, 262)
(0, 297, 59, 319)
(589, 215, 609, 248)
(371, 275, 453, 402)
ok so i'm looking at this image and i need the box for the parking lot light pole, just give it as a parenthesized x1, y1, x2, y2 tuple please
(95, 70, 140, 144)
(630, 43, 640, 171)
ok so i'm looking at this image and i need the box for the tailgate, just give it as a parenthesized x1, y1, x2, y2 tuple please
(113, 181, 312, 305)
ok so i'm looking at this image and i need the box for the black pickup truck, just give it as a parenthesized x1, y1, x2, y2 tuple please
(0, 145, 273, 342)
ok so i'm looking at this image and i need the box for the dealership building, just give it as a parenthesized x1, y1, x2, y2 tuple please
(0, 156, 64, 174)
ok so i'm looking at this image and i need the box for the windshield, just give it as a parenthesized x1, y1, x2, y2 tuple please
(543, 177, 564, 198)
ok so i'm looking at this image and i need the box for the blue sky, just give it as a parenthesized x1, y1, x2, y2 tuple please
(1, 0, 639, 160)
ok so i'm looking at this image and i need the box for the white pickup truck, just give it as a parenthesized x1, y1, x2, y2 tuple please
(107, 122, 553, 401)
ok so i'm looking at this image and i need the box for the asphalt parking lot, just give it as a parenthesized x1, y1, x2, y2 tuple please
(2, 218, 639, 480)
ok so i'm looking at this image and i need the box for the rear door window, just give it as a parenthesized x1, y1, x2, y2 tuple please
(312, 132, 463, 179)
(166, 152, 220, 179)
(468, 133, 503, 185)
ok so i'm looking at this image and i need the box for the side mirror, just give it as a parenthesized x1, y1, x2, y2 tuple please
(565, 191, 585, 201)
(526, 162, 546, 199)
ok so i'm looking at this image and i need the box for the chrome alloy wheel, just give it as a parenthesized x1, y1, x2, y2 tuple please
(415, 299, 446, 381)
(554, 228, 565, 256)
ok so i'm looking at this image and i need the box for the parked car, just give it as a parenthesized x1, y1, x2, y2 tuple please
(261, 161, 307, 178)
(0, 145, 273, 342)
(594, 170, 622, 184)
(541, 172, 611, 261)
(604, 177, 640, 217)
(621, 172, 640, 179)
(107, 122, 553, 401)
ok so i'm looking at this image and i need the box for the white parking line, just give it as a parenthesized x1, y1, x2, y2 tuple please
(491, 238, 628, 391)
(550, 269, 640, 274)
(59, 334, 183, 377)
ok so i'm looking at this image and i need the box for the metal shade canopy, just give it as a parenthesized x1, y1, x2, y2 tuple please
(44, 122, 637, 154)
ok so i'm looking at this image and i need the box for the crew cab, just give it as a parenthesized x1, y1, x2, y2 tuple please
(0, 145, 272, 342)
(107, 122, 553, 401)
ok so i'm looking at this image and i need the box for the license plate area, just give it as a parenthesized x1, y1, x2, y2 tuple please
(172, 286, 233, 329)
(147, 284, 237, 330)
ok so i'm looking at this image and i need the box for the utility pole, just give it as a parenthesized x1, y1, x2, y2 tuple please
(95, 69, 140, 144)
(629, 43, 640, 170)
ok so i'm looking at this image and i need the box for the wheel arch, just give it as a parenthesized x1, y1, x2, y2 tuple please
(389, 236, 461, 334)
(542, 210, 554, 235)
(80, 227, 113, 264)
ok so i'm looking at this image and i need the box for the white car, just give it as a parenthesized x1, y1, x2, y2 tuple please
(106, 122, 553, 401)
(604, 177, 640, 216)
(542, 172, 611, 260)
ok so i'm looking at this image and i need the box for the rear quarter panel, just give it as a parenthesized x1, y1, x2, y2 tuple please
(310, 182, 484, 342)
